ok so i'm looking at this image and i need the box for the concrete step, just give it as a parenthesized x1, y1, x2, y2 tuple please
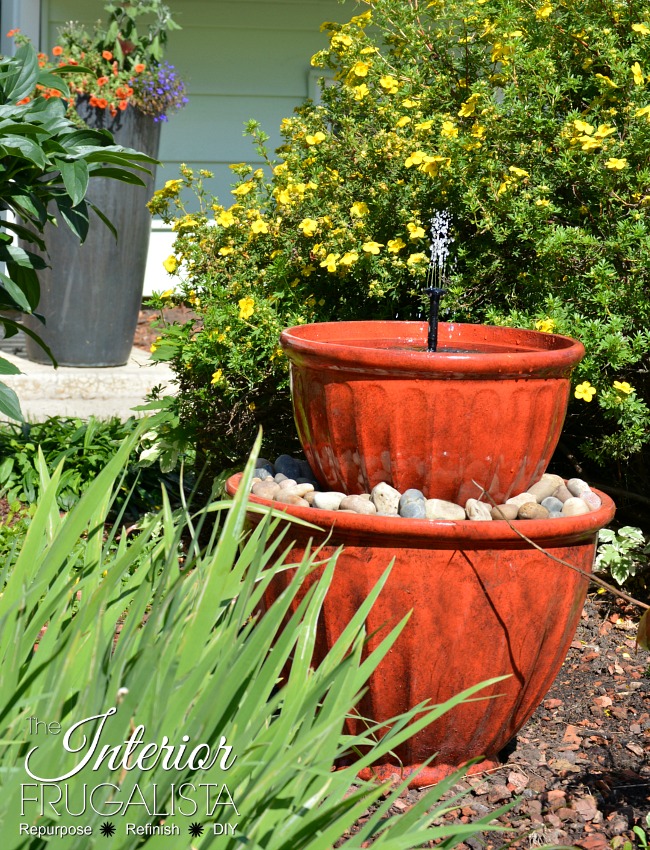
(0, 347, 176, 421)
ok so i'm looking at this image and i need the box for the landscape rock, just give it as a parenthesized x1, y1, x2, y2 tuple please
(399, 489, 426, 518)
(541, 496, 564, 513)
(518, 502, 550, 520)
(340, 495, 377, 515)
(562, 497, 591, 517)
(251, 481, 280, 500)
(371, 482, 401, 515)
(506, 492, 537, 508)
(274, 454, 303, 480)
(255, 458, 275, 475)
(553, 484, 573, 503)
(425, 498, 466, 521)
(492, 503, 519, 520)
(312, 491, 347, 511)
(274, 491, 310, 508)
(465, 499, 492, 521)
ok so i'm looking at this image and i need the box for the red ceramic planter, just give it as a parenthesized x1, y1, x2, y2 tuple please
(280, 321, 585, 504)
(227, 473, 614, 788)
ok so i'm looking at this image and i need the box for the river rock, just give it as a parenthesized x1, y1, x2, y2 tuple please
(466, 499, 493, 521)
(561, 497, 590, 517)
(281, 483, 315, 499)
(581, 489, 602, 511)
(567, 477, 590, 497)
(312, 491, 347, 511)
(274, 473, 289, 483)
(425, 499, 466, 521)
(254, 467, 273, 481)
(340, 495, 377, 515)
(541, 496, 564, 513)
(549, 509, 563, 518)
(274, 491, 310, 508)
(255, 458, 275, 475)
(371, 482, 401, 515)
(528, 476, 563, 502)
(506, 492, 537, 508)
(304, 490, 317, 505)
(251, 481, 280, 500)
(400, 500, 426, 519)
(399, 489, 426, 518)
(491, 504, 518, 521)
(278, 477, 298, 489)
(553, 484, 572, 503)
(274, 454, 303, 480)
(296, 459, 315, 479)
(517, 502, 550, 520)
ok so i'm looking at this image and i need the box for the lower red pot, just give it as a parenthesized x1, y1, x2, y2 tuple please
(227, 474, 614, 787)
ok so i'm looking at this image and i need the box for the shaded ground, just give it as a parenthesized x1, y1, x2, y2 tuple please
(345, 593, 649, 849)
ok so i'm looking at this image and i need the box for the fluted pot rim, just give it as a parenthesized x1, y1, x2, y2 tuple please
(280, 321, 585, 379)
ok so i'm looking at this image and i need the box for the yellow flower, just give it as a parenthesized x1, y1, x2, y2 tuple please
(331, 32, 353, 48)
(573, 120, 594, 135)
(231, 182, 253, 197)
(631, 62, 645, 85)
(161, 289, 174, 300)
(352, 84, 370, 100)
(305, 131, 326, 145)
(458, 93, 480, 117)
(635, 104, 650, 120)
(535, 3, 553, 19)
(420, 155, 449, 177)
(594, 124, 616, 138)
(379, 74, 399, 93)
(605, 157, 627, 169)
(350, 201, 369, 217)
(595, 73, 618, 88)
(340, 250, 359, 266)
(162, 178, 183, 196)
(387, 237, 406, 253)
(613, 380, 634, 395)
(302, 264, 316, 277)
(217, 209, 236, 227)
(150, 336, 162, 353)
(407, 222, 425, 240)
(441, 120, 459, 138)
(396, 116, 411, 127)
(535, 318, 555, 333)
(351, 61, 370, 77)
(415, 119, 434, 130)
(406, 252, 428, 266)
(535, 199, 550, 207)
(401, 98, 419, 108)
(163, 255, 178, 273)
(632, 23, 650, 35)
(508, 166, 530, 178)
(299, 218, 318, 236)
(211, 369, 223, 385)
(405, 150, 426, 168)
(238, 297, 255, 320)
(362, 241, 383, 254)
(188, 290, 200, 307)
(320, 253, 340, 272)
(219, 246, 234, 256)
(251, 218, 269, 235)
(574, 381, 597, 402)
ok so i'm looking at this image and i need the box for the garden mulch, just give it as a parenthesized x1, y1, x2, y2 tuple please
(345, 592, 649, 849)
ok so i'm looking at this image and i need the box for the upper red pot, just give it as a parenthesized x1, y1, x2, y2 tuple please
(281, 321, 585, 504)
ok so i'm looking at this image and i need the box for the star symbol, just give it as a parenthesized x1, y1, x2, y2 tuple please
(100, 821, 116, 837)
(188, 822, 204, 837)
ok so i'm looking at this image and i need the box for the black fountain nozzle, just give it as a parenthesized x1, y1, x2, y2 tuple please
(424, 285, 447, 352)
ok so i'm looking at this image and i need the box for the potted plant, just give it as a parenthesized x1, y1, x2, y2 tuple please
(0, 41, 155, 418)
(12, 0, 187, 367)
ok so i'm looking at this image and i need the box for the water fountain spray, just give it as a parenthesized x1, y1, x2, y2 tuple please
(425, 211, 452, 352)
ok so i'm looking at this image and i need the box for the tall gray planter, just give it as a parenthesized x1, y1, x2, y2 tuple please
(24, 101, 160, 367)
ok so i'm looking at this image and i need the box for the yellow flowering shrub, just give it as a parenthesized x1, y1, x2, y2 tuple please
(148, 0, 650, 479)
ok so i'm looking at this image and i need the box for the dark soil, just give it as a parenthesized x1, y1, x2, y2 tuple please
(344, 592, 650, 849)
(134, 306, 198, 350)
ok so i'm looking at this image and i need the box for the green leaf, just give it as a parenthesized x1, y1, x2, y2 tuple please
(0, 358, 21, 376)
(0, 383, 23, 422)
(55, 157, 89, 207)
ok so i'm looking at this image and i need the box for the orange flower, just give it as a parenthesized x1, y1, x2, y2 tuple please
(17, 96, 31, 105)
(6, 28, 19, 37)
(52, 45, 63, 56)
(134, 63, 146, 73)
(118, 100, 128, 111)
(97, 76, 109, 86)
(96, 97, 108, 109)
(102, 50, 113, 60)
(89, 95, 99, 107)
(109, 105, 118, 117)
